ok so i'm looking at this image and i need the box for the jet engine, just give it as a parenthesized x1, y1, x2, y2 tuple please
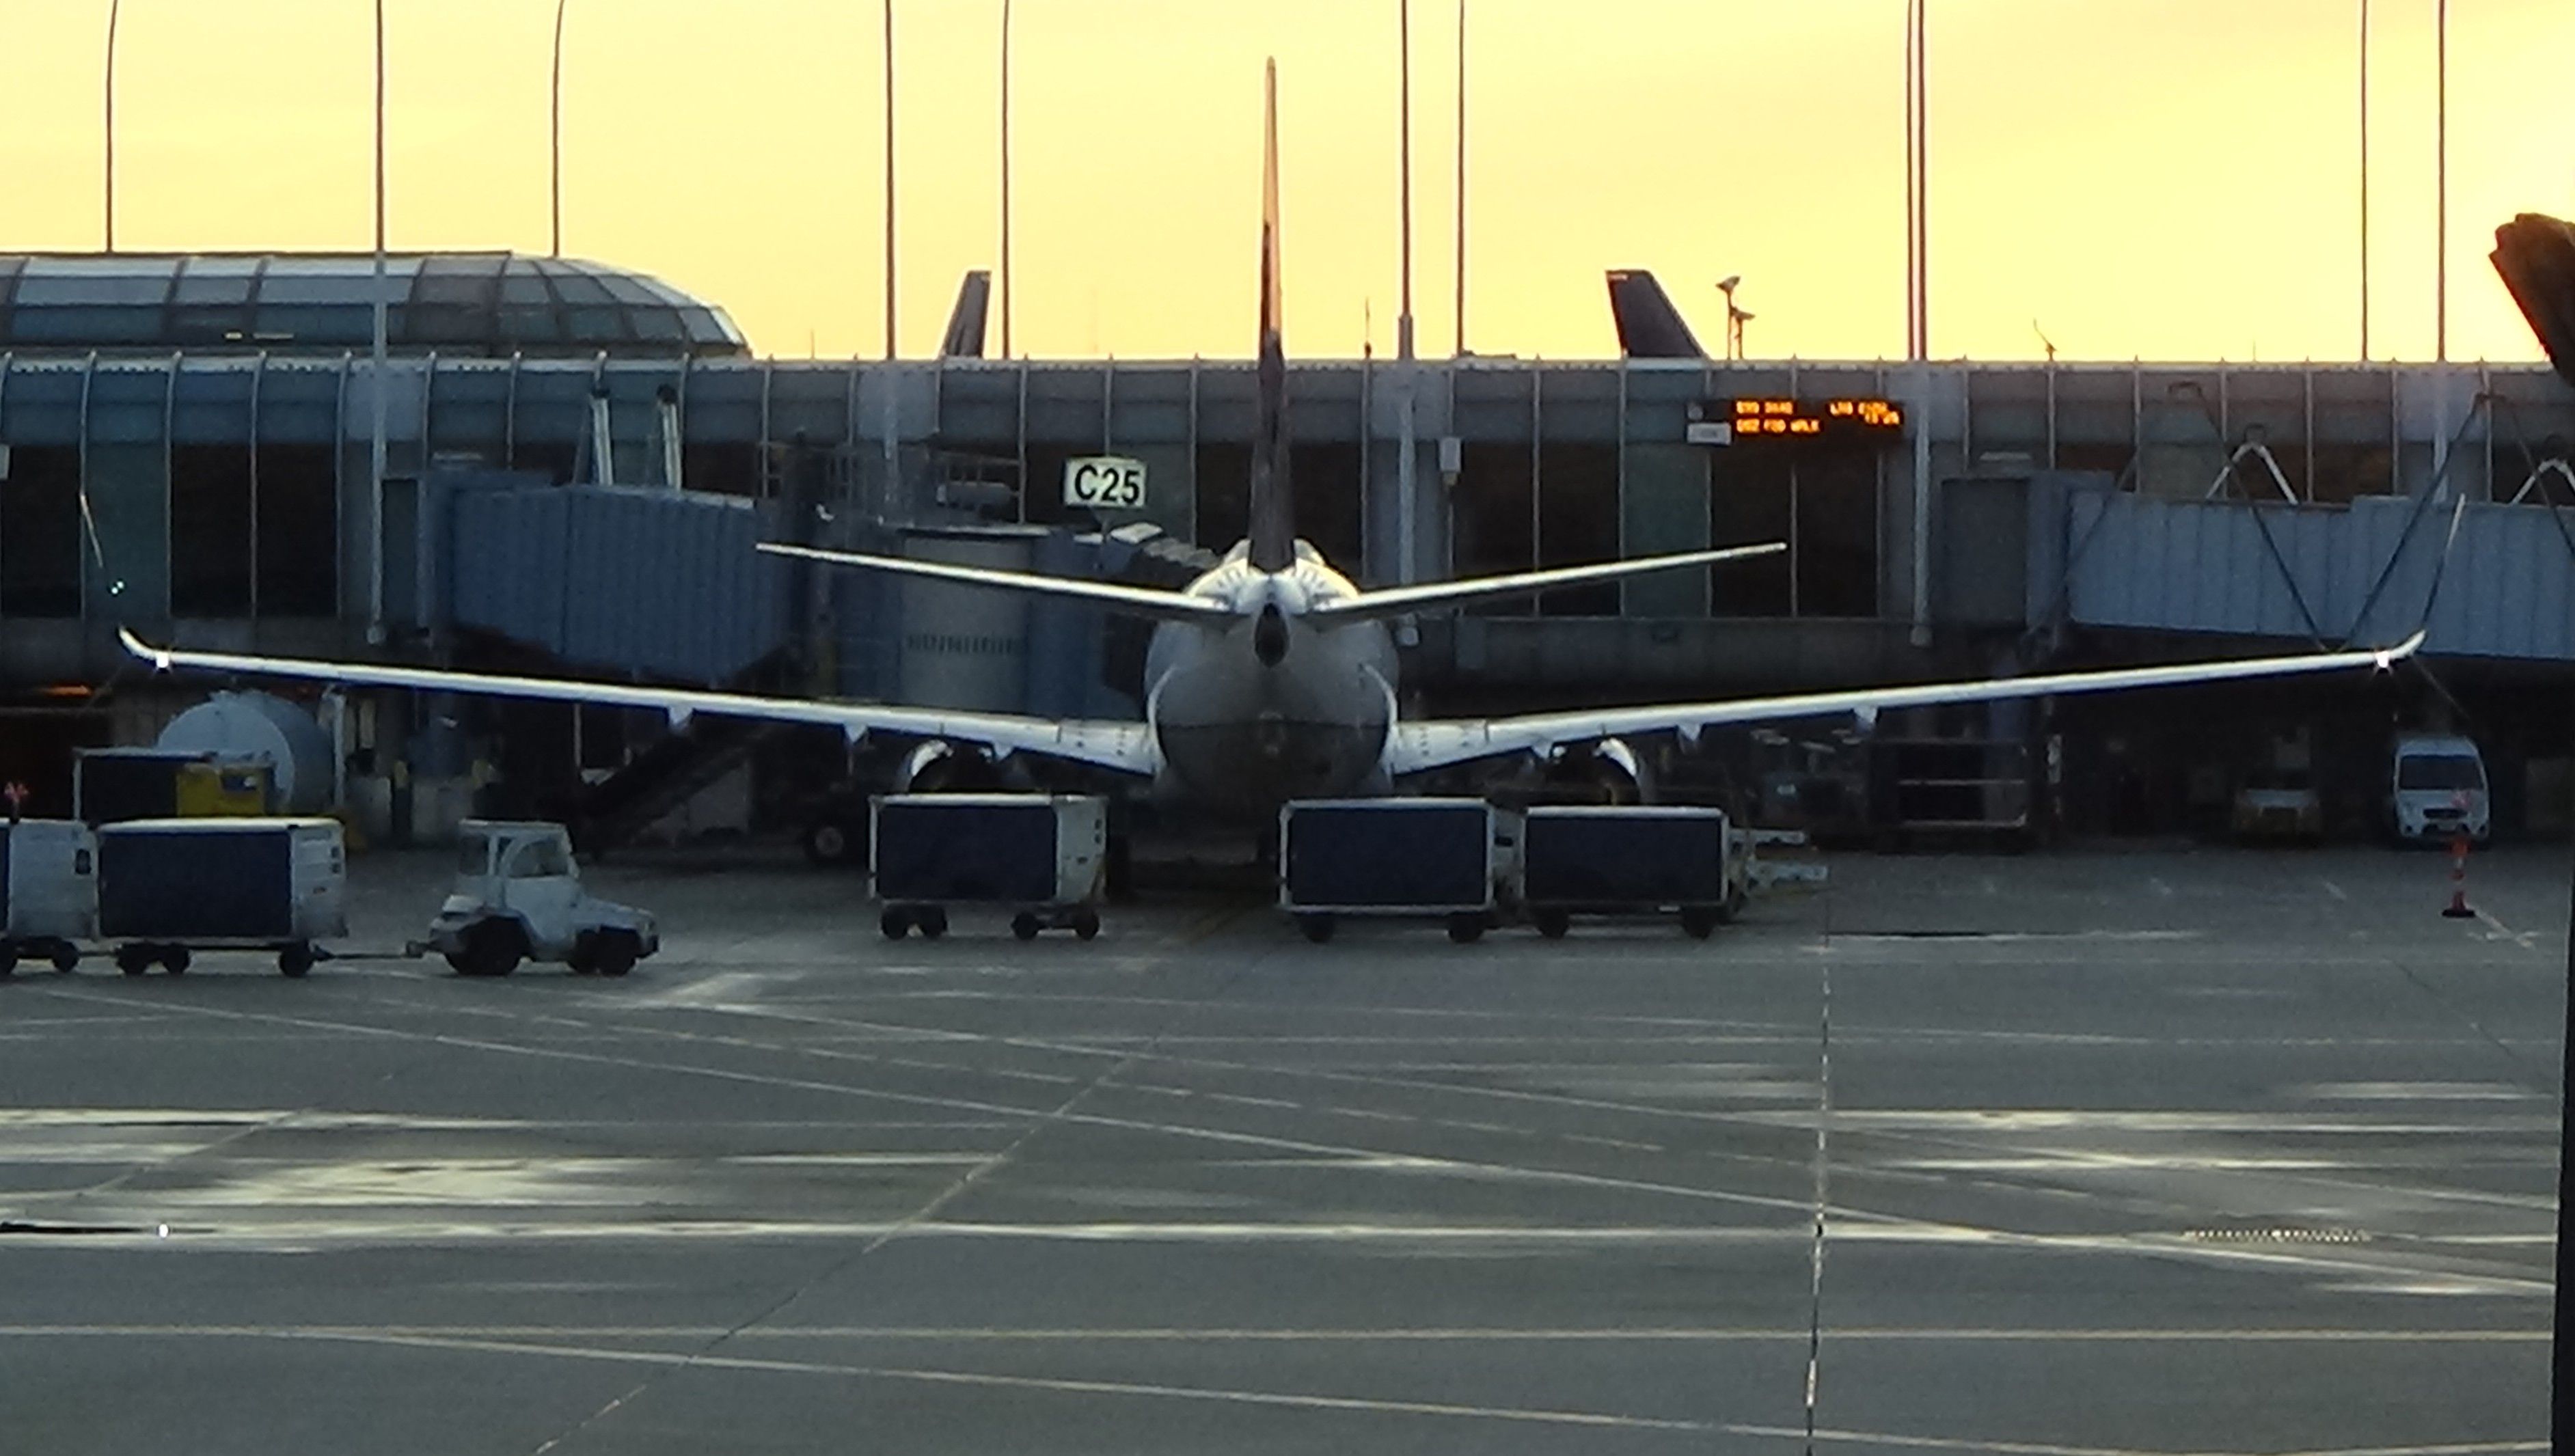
(894, 740, 1007, 794)
(1539, 737, 1654, 805)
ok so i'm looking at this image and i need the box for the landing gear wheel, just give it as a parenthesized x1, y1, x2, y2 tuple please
(566, 935, 599, 975)
(592, 931, 640, 978)
(1445, 914, 1488, 945)
(1011, 912, 1042, 942)
(161, 946, 191, 975)
(917, 908, 949, 941)
(51, 944, 79, 973)
(803, 819, 854, 866)
(1072, 909, 1101, 942)
(277, 944, 314, 978)
(447, 920, 522, 977)
(1296, 914, 1337, 945)
(880, 909, 912, 941)
(1678, 907, 1719, 941)
(116, 946, 152, 976)
(1534, 910, 1572, 940)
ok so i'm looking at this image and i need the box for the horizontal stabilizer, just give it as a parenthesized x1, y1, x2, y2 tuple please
(757, 542, 1234, 622)
(1311, 542, 1784, 621)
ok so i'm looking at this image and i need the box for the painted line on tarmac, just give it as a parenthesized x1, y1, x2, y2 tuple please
(0, 1323, 2546, 1343)
(0, 1325, 2530, 1455)
(20, 985, 1831, 1223)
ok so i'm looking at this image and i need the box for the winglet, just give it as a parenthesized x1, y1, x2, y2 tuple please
(118, 627, 173, 674)
(2375, 629, 2430, 671)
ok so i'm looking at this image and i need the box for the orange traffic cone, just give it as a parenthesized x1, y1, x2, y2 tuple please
(2440, 832, 2474, 919)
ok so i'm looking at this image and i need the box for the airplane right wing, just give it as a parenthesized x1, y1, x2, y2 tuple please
(1385, 633, 2425, 776)
(120, 631, 1160, 778)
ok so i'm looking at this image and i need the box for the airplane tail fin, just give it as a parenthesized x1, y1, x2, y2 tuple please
(1246, 58, 1296, 573)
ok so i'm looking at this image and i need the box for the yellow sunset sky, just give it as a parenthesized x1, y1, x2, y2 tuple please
(3, 0, 2571, 363)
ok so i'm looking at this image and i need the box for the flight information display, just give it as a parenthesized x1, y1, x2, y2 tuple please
(1688, 397, 1907, 445)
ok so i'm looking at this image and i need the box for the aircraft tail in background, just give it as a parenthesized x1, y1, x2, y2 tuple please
(1246, 58, 1296, 573)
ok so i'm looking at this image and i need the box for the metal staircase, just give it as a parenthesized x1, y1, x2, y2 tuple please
(569, 713, 793, 854)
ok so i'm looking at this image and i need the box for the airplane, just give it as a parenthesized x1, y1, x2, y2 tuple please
(124, 59, 2425, 823)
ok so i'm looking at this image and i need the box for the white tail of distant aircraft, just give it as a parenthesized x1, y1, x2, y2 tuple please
(124, 59, 2426, 818)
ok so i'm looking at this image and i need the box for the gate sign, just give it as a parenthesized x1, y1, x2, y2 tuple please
(1063, 456, 1148, 510)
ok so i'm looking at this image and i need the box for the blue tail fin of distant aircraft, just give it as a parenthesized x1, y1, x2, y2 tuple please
(1246, 59, 1296, 574)
(1604, 269, 1708, 359)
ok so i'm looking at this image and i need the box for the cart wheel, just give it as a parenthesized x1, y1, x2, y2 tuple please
(1011, 912, 1042, 942)
(1534, 910, 1572, 940)
(448, 920, 522, 977)
(918, 907, 949, 940)
(0, 946, 15, 976)
(278, 944, 314, 978)
(880, 908, 912, 940)
(116, 945, 152, 976)
(566, 935, 599, 975)
(162, 946, 191, 975)
(1296, 914, 1337, 944)
(1072, 909, 1101, 942)
(1679, 907, 1719, 940)
(51, 944, 79, 974)
(592, 931, 640, 978)
(1445, 914, 1487, 945)
(1715, 883, 1745, 925)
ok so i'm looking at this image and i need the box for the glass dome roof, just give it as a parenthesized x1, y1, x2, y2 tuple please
(0, 252, 749, 357)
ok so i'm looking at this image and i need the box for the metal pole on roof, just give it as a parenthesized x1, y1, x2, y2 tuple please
(1452, 0, 1465, 359)
(550, 0, 568, 258)
(883, 0, 897, 361)
(103, 0, 121, 252)
(2434, 0, 2447, 363)
(1398, 0, 1415, 364)
(999, 0, 1012, 359)
(368, 0, 390, 645)
(2358, 0, 2371, 361)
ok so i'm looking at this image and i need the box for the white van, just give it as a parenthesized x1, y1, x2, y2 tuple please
(2391, 734, 2490, 844)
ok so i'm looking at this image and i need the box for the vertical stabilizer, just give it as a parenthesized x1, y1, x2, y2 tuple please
(1246, 58, 1295, 573)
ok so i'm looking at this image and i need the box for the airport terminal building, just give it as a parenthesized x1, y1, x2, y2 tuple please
(5, 251, 2574, 842)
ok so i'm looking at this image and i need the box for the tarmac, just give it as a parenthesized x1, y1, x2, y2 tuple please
(0, 842, 2561, 1454)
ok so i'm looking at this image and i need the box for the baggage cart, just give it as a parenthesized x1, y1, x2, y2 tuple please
(872, 795, 1108, 941)
(1279, 797, 1498, 943)
(97, 818, 346, 976)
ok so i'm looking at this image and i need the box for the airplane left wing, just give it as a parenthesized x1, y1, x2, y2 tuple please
(119, 631, 1160, 778)
(1385, 633, 2424, 777)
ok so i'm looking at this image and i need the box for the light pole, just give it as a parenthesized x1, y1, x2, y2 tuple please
(550, 0, 568, 257)
(368, 0, 390, 645)
(999, 0, 1012, 359)
(103, 0, 122, 252)
(1717, 276, 1746, 361)
(1903, 0, 1929, 361)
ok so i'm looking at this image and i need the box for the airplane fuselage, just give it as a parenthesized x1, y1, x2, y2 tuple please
(1143, 544, 1400, 817)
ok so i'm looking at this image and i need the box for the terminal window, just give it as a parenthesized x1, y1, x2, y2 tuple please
(0, 445, 82, 618)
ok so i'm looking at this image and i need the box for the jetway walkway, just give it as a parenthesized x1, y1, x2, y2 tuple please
(2035, 481, 2575, 661)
